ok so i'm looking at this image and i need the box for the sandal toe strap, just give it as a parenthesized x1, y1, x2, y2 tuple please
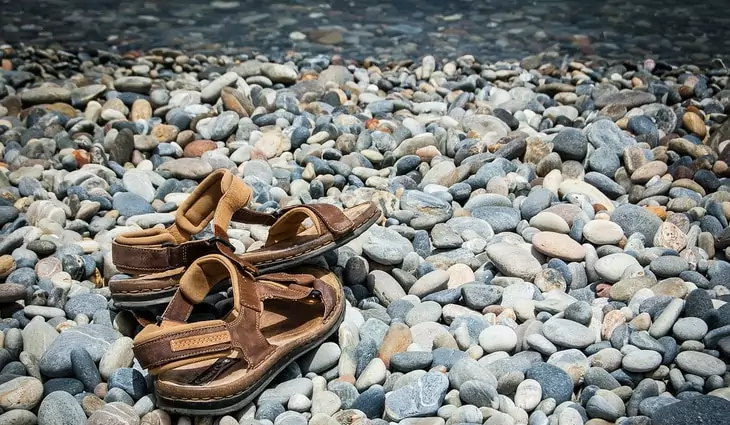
(134, 321, 233, 372)
(265, 203, 354, 246)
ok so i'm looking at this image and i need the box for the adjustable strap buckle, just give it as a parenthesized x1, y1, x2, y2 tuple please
(206, 236, 260, 277)
(205, 236, 236, 251)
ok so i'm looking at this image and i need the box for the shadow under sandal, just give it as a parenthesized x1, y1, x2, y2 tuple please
(110, 169, 379, 309)
(131, 254, 345, 416)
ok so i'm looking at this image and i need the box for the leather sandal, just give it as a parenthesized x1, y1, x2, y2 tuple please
(110, 169, 379, 308)
(131, 254, 345, 416)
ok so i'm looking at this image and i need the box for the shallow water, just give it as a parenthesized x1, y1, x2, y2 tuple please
(1, 0, 728, 65)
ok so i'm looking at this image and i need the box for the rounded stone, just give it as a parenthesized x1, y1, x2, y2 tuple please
(0, 376, 44, 410)
(672, 317, 708, 341)
(674, 351, 726, 377)
(582, 220, 624, 245)
(514, 379, 542, 411)
(485, 243, 542, 281)
(621, 350, 662, 372)
(37, 391, 87, 425)
(532, 231, 586, 261)
(478, 325, 518, 353)
(543, 318, 595, 349)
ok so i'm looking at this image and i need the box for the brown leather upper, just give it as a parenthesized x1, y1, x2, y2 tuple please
(112, 169, 379, 277)
(132, 254, 339, 377)
(112, 169, 276, 275)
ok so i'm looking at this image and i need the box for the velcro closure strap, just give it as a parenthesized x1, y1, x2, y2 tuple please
(133, 321, 232, 372)
(295, 204, 353, 236)
(231, 208, 280, 226)
(265, 204, 353, 246)
(112, 239, 214, 274)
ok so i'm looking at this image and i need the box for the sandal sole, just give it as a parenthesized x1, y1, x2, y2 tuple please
(111, 208, 379, 310)
(153, 306, 346, 416)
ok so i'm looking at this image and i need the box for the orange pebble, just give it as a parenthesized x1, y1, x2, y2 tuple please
(72, 150, 90, 167)
(365, 118, 379, 130)
(645, 206, 667, 220)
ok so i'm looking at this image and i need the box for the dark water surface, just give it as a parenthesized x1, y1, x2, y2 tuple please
(1, 0, 728, 65)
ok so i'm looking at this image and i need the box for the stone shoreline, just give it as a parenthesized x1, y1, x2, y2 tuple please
(0, 45, 730, 425)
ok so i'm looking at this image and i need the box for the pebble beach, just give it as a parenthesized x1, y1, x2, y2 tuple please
(2, 1, 730, 424)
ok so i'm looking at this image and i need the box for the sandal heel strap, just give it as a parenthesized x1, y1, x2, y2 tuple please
(112, 169, 256, 274)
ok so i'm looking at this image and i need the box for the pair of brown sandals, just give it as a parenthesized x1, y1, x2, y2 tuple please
(109, 169, 379, 416)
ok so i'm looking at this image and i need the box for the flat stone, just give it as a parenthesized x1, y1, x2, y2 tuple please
(672, 317, 708, 341)
(471, 207, 521, 233)
(653, 222, 687, 252)
(524, 362, 574, 404)
(478, 325, 517, 353)
(461, 284, 503, 310)
(299, 342, 341, 374)
(514, 379, 542, 411)
(653, 395, 730, 425)
(543, 318, 595, 348)
(650, 256, 689, 277)
(610, 204, 662, 247)
(157, 158, 213, 180)
(583, 220, 624, 245)
(87, 402, 140, 425)
(594, 90, 656, 109)
(609, 276, 656, 302)
(486, 243, 542, 281)
(532, 232, 585, 261)
(586, 389, 626, 421)
(363, 226, 413, 265)
(201, 71, 239, 104)
(448, 358, 498, 389)
(383, 372, 449, 421)
(674, 351, 726, 377)
(594, 253, 642, 283)
(40, 325, 122, 378)
(367, 270, 407, 306)
(409, 270, 449, 297)
(311, 391, 342, 417)
(649, 298, 684, 339)
(559, 179, 615, 211)
(400, 190, 453, 230)
(551, 128, 588, 161)
(0, 410, 38, 425)
(621, 350, 662, 372)
(21, 316, 59, 360)
(0, 376, 44, 410)
(20, 87, 71, 105)
(37, 391, 87, 425)
(459, 380, 499, 410)
(0, 283, 26, 304)
(99, 337, 135, 380)
(115, 76, 152, 93)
